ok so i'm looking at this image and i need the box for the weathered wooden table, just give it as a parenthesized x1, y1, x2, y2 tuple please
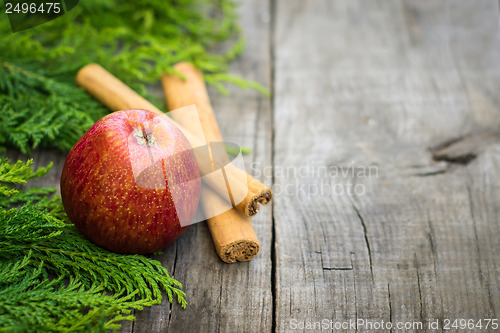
(20, 0, 500, 331)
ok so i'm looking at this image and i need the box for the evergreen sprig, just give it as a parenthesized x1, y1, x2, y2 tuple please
(0, 158, 52, 196)
(0, 0, 268, 153)
(0, 62, 107, 153)
(0, 157, 186, 332)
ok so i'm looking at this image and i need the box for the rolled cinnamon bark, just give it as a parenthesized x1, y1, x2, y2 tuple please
(162, 62, 261, 262)
(76, 64, 272, 220)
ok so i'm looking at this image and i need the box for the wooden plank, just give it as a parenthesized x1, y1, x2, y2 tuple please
(145, 0, 274, 332)
(273, 0, 500, 331)
(125, 247, 177, 333)
(5, 1, 273, 331)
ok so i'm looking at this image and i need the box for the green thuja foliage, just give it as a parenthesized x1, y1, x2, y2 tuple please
(0, 63, 108, 153)
(0, 0, 268, 153)
(0, 157, 52, 196)
(0, 158, 187, 331)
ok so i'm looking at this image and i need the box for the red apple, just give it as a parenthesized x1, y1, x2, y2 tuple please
(60, 109, 201, 254)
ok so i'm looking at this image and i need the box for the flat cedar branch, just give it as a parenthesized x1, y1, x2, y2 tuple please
(0, 157, 187, 331)
(0, 0, 267, 154)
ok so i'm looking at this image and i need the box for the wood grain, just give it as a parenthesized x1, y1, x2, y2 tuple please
(272, 0, 500, 331)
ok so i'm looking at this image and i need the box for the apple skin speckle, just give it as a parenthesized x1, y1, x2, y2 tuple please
(60, 109, 201, 254)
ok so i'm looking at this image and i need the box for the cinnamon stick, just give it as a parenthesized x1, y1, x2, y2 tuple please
(162, 62, 260, 262)
(76, 64, 272, 219)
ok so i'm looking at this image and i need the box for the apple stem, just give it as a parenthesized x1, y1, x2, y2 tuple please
(133, 122, 156, 147)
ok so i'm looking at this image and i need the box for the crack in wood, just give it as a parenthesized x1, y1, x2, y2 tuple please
(433, 152, 477, 165)
(387, 283, 393, 333)
(430, 129, 500, 166)
(351, 203, 373, 277)
(322, 267, 353, 271)
(270, 211, 277, 333)
(216, 270, 224, 333)
(425, 218, 439, 284)
(466, 181, 495, 318)
(353, 274, 358, 326)
(415, 257, 424, 323)
(269, 0, 277, 331)
(412, 169, 448, 177)
(165, 241, 179, 333)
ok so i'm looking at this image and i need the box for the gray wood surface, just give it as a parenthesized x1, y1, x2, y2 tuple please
(272, 0, 499, 332)
(9, 0, 500, 332)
